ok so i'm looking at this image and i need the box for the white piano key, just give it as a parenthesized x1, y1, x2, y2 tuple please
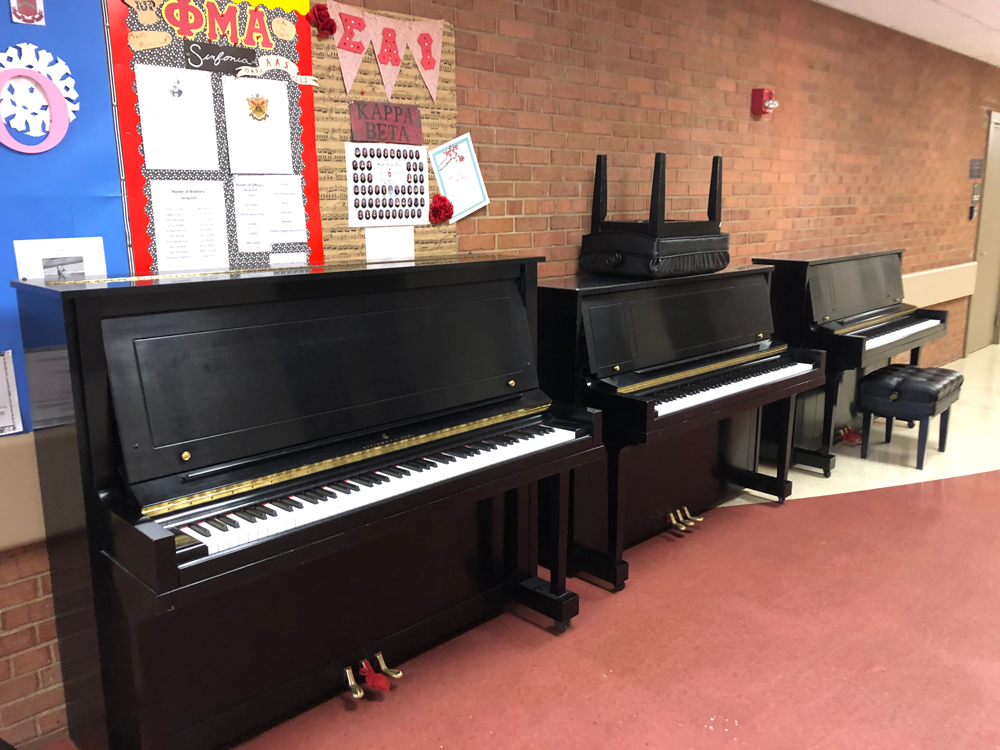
(174, 426, 578, 560)
(654, 361, 816, 418)
(863, 319, 941, 351)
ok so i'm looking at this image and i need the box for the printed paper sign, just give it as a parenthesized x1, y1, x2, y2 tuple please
(428, 134, 489, 223)
(0, 351, 23, 436)
(349, 102, 422, 145)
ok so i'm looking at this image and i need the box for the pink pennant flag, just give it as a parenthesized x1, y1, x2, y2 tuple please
(365, 13, 408, 100)
(328, 1, 372, 94)
(404, 18, 443, 102)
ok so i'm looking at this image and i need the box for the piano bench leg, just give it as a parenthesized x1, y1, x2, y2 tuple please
(885, 416, 894, 443)
(861, 410, 872, 459)
(916, 418, 929, 470)
(939, 408, 950, 452)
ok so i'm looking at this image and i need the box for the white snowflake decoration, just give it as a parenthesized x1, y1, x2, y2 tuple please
(0, 43, 80, 138)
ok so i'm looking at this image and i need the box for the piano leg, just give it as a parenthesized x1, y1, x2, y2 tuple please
(511, 472, 581, 629)
(773, 395, 796, 504)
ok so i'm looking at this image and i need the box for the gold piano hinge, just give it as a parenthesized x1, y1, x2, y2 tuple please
(143, 404, 550, 519)
(617, 345, 788, 395)
(834, 309, 912, 335)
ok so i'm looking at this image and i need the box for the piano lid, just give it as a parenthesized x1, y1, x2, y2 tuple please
(753, 249, 905, 326)
(93, 264, 541, 484)
(542, 266, 774, 378)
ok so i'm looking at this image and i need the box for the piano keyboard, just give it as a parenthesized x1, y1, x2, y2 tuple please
(172, 424, 578, 557)
(654, 358, 816, 418)
(862, 319, 942, 351)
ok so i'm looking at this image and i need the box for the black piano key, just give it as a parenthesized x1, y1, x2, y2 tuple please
(271, 499, 295, 512)
(521, 425, 545, 435)
(255, 504, 278, 517)
(351, 475, 376, 487)
(284, 497, 303, 509)
(234, 510, 257, 523)
(380, 466, 406, 478)
(445, 448, 471, 458)
(204, 518, 228, 531)
(304, 490, 329, 502)
(461, 445, 482, 455)
(245, 506, 268, 519)
(362, 472, 388, 484)
(218, 515, 239, 528)
(401, 461, 426, 471)
(188, 523, 211, 537)
(332, 481, 358, 493)
(473, 442, 496, 451)
(293, 493, 319, 504)
(413, 458, 437, 467)
(433, 452, 456, 463)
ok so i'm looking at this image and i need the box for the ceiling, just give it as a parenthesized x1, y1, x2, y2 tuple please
(812, 0, 1000, 67)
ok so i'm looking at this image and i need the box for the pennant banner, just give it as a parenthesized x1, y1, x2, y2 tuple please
(328, 1, 371, 94)
(236, 54, 318, 86)
(404, 18, 442, 102)
(365, 12, 407, 100)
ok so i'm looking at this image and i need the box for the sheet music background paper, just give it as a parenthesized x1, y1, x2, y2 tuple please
(0, 351, 23, 436)
(310, 10, 457, 262)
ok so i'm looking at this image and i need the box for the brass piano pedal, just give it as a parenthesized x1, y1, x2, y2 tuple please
(344, 666, 365, 699)
(669, 512, 692, 533)
(677, 510, 696, 527)
(683, 507, 704, 523)
(375, 651, 402, 679)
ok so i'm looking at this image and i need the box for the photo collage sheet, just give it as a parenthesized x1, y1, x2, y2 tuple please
(106, 0, 323, 275)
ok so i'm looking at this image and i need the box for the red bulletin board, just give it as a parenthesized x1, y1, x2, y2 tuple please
(104, 0, 323, 275)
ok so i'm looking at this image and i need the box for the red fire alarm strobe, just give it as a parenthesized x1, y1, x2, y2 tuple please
(752, 88, 779, 115)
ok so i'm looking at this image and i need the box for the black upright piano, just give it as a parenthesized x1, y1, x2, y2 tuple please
(753, 250, 947, 475)
(13, 257, 604, 750)
(537, 266, 825, 589)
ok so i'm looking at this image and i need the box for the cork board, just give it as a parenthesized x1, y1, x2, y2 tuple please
(310, 12, 457, 261)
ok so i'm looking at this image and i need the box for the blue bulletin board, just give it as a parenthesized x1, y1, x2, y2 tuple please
(0, 0, 129, 432)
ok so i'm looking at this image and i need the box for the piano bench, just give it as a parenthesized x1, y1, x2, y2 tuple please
(857, 365, 964, 470)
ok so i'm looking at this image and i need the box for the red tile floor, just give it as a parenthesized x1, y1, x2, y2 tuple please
(43, 469, 1000, 749)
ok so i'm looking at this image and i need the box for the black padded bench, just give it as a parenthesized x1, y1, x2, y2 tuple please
(857, 364, 963, 470)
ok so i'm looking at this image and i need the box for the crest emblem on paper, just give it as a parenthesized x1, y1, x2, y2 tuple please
(247, 94, 269, 121)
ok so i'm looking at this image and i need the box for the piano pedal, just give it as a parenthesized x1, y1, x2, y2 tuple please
(677, 510, 696, 528)
(344, 666, 365, 700)
(683, 507, 704, 523)
(359, 660, 391, 691)
(669, 512, 692, 533)
(375, 651, 403, 679)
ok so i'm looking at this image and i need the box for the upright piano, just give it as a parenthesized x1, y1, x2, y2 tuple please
(753, 250, 947, 475)
(537, 266, 825, 589)
(13, 257, 604, 750)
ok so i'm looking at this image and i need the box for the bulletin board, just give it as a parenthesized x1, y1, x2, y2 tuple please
(309, 4, 457, 261)
(104, 0, 324, 275)
(0, 2, 130, 432)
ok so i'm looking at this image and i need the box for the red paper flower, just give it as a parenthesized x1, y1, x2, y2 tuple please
(358, 660, 391, 691)
(430, 194, 454, 224)
(306, 4, 337, 39)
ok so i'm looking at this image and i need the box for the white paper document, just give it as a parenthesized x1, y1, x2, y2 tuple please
(149, 180, 229, 273)
(222, 77, 293, 175)
(233, 175, 308, 253)
(428, 134, 490, 223)
(365, 225, 415, 263)
(0, 351, 23, 436)
(135, 65, 219, 171)
(269, 252, 308, 268)
(13, 236, 107, 282)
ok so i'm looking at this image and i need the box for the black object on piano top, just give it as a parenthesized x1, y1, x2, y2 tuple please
(752, 249, 948, 475)
(13, 256, 604, 750)
(578, 152, 730, 280)
(537, 266, 825, 587)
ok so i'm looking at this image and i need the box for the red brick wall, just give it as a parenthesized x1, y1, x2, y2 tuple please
(0, 543, 65, 749)
(371, 0, 999, 354)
